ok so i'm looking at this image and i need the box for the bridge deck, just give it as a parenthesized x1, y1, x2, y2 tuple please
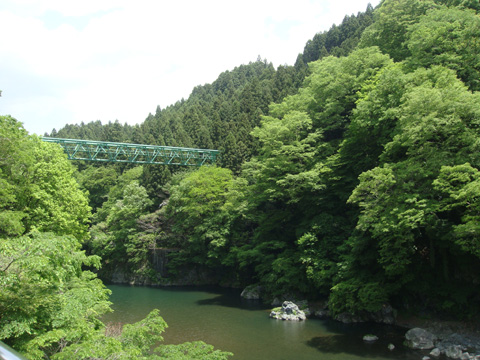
(42, 137, 219, 166)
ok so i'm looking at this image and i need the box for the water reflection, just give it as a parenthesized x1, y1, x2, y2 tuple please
(196, 291, 270, 311)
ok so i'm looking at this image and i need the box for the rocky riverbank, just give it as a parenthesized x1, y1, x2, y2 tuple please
(398, 316, 480, 359)
(240, 286, 480, 360)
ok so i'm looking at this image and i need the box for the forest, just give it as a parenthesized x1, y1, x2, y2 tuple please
(2, 0, 480, 358)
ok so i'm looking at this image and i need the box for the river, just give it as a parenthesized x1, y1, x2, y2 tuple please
(103, 285, 425, 360)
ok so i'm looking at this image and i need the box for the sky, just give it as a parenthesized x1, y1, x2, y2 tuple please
(0, 0, 380, 136)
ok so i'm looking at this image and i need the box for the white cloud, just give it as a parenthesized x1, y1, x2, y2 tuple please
(0, 0, 380, 135)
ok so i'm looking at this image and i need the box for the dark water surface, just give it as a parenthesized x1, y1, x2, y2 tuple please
(104, 285, 425, 360)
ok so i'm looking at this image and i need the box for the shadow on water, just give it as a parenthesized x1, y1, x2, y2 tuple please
(306, 321, 427, 360)
(149, 284, 234, 295)
(196, 293, 271, 311)
(108, 283, 233, 295)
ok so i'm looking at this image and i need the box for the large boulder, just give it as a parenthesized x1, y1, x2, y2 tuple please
(430, 348, 441, 357)
(444, 345, 463, 359)
(369, 304, 396, 324)
(405, 328, 437, 350)
(436, 333, 480, 355)
(334, 312, 365, 323)
(240, 285, 263, 300)
(270, 301, 306, 321)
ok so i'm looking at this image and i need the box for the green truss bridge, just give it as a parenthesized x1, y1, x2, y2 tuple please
(42, 137, 220, 166)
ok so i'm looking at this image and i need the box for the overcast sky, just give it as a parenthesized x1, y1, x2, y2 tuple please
(0, 0, 380, 136)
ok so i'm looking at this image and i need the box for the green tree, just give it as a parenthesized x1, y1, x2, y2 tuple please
(360, 0, 438, 61)
(433, 164, 480, 260)
(406, 6, 480, 91)
(107, 181, 153, 268)
(0, 232, 111, 359)
(76, 165, 119, 212)
(0, 116, 30, 237)
(435, 0, 480, 11)
(165, 167, 235, 269)
(237, 47, 393, 298)
(0, 233, 232, 360)
(104, 120, 126, 142)
(140, 165, 172, 208)
(0, 116, 91, 240)
(93, 166, 144, 223)
(344, 66, 480, 313)
(302, 5, 374, 65)
(89, 178, 154, 277)
(338, 63, 406, 176)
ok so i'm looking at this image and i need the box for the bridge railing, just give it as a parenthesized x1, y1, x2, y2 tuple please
(42, 137, 220, 166)
(0, 341, 27, 360)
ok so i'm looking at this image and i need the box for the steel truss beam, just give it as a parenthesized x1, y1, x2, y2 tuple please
(42, 137, 220, 166)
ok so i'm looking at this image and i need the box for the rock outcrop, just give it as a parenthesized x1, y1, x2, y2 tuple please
(270, 301, 307, 321)
(240, 285, 263, 300)
(405, 328, 480, 359)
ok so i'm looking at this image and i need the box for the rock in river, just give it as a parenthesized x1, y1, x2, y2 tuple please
(405, 327, 437, 350)
(240, 284, 263, 300)
(270, 301, 306, 321)
(363, 334, 379, 342)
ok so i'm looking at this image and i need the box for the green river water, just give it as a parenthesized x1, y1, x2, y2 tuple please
(104, 285, 426, 360)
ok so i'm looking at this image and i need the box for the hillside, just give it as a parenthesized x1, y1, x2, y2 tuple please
(51, 0, 480, 316)
(2, 1, 479, 358)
